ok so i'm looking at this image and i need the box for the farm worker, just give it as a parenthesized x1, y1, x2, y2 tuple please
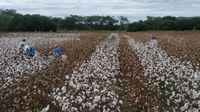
(18, 38, 26, 55)
(149, 36, 158, 48)
(54, 44, 62, 59)
(18, 44, 26, 55)
(24, 44, 36, 57)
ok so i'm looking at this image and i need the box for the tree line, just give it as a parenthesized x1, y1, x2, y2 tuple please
(128, 16, 200, 31)
(0, 9, 129, 32)
(0, 9, 57, 32)
(1, 9, 200, 32)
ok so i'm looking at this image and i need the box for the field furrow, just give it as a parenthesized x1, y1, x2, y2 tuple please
(118, 35, 164, 111)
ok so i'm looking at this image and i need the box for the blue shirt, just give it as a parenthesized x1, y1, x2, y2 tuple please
(25, 45, 36, 56)
(55, 47, 62, 58)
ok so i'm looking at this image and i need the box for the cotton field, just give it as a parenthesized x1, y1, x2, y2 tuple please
(0, 33, 80, 91)
(0, 31, 200, 111)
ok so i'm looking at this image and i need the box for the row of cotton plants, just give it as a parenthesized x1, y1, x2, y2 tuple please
(0, 35, 80, 90)
(15, 35, 80, 49)
(1, 33, 80, 39)
(52, 33, 122, 112)
(125, 35, 200, 111)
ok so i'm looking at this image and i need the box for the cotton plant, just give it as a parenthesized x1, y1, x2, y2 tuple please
(0, 34, 80, 90)
(2, 33, 80, 39)
(0, 38, 45, 90)
(125, 35, 200, 111)
(1, 33, 80, 50)
(53, 33, 123, 112)
(16, 33, 80, 49)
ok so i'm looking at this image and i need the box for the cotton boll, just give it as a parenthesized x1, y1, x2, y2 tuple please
(111, 101, 117, 107)
(90, 103, 98, 110)
(56, 96, 62, 102)
(93, 96, 101, 103)
(61, 54, 67, 61)
(41, 104, 49, 112)
(61, 86, 67, 94)
(58, 92, 62, 96)
(192, 90, 200, 99)
(61, 96, 67, 103)
(71, 107, 78, 111)
(77, 96, 83, 103)
(119, 100, 123, 104)
(94, 88, 99, 93)
(180, 103, 189, 111)
(85, 102, 92, 107)
(70, 95, 74, 99)
(102, 96, 106, 102)
(161, 76, 165, 81)
(65, 75, 70, 79)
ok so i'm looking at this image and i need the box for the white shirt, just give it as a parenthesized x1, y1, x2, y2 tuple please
(149, 39, 158, 48)
(18, 41, 25, 49)
(24, 45, 30, 51)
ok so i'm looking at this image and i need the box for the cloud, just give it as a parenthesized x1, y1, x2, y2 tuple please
(0, 0, 200, 22)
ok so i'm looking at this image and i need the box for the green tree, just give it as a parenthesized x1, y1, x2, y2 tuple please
(60, 15, 78, 30)
(175, 19, 193, 30)
(119, 16, 129, 30)
(145, 16, 162, 30)
(161, 20, 176, 30)
(8, 14, 24, 31)
(1, 9, 18, 17)
(128, 20, 147, 31)
(0, 13, 12, 31)
(191, 17, 200, 30)
(162, 16, 177, 21)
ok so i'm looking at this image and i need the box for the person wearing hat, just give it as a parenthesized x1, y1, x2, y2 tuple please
(54, 44, 62, 59)
(149, 36, 158, 48)
(18, 38, 36, 58)
(18, 38, 26, 55)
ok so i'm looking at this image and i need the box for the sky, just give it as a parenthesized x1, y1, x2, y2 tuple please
(0, 0, 200, 22)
